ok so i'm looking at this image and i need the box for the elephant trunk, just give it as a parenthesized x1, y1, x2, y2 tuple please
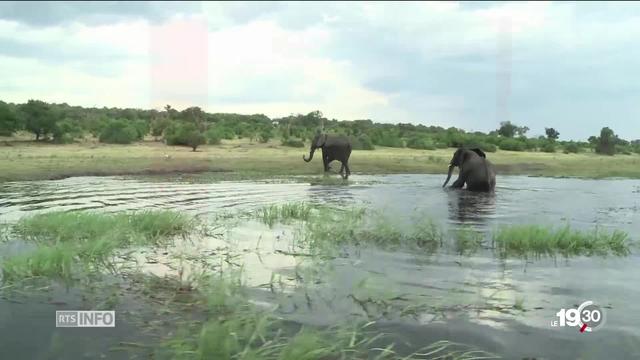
(442, 165, 454, 187)
(303, 147, 315, 162)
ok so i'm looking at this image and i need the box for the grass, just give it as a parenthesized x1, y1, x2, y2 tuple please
(493, 224, 632, 259)
(161, 272, 499, 360)
(454, 227, 485, 256)
(256, 203, 316, 228)
(250, 203, 634, 260)
(2, 138, 640, 182)
(2, 210, 194, 282)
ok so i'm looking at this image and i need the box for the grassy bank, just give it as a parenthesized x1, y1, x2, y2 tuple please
(2, 138, 640, 182)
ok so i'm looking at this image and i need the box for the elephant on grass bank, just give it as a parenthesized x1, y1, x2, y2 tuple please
(442, 148, 496, 192)
(303, 133, 352, 179)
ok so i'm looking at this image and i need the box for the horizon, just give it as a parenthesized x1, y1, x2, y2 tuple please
(1, 1, 639, 141)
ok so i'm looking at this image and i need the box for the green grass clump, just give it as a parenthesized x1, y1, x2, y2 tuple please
(493, 224, 632, 259)
(3, 210, 194, 282)
(14, 210, 192, 246)
(2, 243, 76, 282)
(256, 203, 315, 228)
(296, 208, 443, 253)
(454, 228, 484, 256)
(163, 273, 498, 360)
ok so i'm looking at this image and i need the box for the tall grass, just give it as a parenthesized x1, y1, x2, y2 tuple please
(493, 224, 631, 259)
(162, 273, 499, 360)
(3, 210, 194, 282)
(256, 203, 315, 228)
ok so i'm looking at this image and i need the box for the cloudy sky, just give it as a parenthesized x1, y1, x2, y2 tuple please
(1, 1, 639, 140)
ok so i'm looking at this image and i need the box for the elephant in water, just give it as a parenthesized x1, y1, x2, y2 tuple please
(303, 133, 352, 179)
(442, 148, 496, 192)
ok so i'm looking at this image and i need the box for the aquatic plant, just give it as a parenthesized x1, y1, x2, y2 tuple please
(493, 224, 632, 259)
(256, 202, 315, 228)
(3, 210, 195, 282)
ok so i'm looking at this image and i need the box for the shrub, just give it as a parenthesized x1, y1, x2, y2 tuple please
(478, 143, 497, 152)
(166, 123, 205, 150)
(540, 142, 556, 153)
(435, 142, 449, 149)
(186, 132, 206, 151)
(99, 119, 138, 144)
(374, 134, 404, 148)
(563, 142, 581, 154)
(259, 128, 273, 143)
(351, 134, 375, 150)
(132, 119, 149, 140)
(499, 138, 526, 151)
(205, 128, 222, 145)
(406, 137, 436, 150)
(281, 138, 305, 148)
(52, 119, 82, 144)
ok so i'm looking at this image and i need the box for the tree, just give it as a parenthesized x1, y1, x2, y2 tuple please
(99, 119, 138, 144)
(545, 127, 560, 141)
(21, 100, 58, 140)
(186, 130, 205, 151)
(259, 127, 273, 143)
(498, 121, 528, 138)
(594, 127, 616, 155)
(150, 117, 170, 141)
(498, 121, 517, 138)
(0, 101, 20, 136)
(132, 119, 149, 140)
(52, 119, 82, 143)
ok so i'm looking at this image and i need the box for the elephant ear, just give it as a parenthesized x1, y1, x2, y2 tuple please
(315, 134, 327, 147)
(470, 148, 486, 158)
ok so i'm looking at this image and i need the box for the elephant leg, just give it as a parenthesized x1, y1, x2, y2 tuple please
(339, 163, 345, 178)
(322, 154, 330, 173)
(450, 177, 465, 189)
(345, 162, 350, 179)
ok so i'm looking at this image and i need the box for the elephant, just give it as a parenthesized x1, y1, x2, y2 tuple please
(303, 133, 352, 179)
(442, 148, 496, 192)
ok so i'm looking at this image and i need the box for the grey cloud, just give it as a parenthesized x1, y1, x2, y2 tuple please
(0, 1, 200, 27)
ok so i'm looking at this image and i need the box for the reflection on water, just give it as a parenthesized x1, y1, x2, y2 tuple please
(1, 174, 640, 359)
(446, 189, 497, 227)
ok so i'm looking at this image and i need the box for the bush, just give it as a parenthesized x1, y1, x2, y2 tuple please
(406, 137, 436, 150)
(540, 142, 556, 153)
(281, 138, 305, 148)
(99, 119, 138, 144)
(435, 142, 449, 149)
(166, 123, 205, 150)
(259, 128, 273, 143)
(374, 134, 404, 148)
(52, 119, 82, 144)
(132, 119, 149, 140)
(499, 138, 526, 151)
(205, 128, 222, 145)
(186, 132, 206, 151)
(477, 143, 497, 153)
(351, 134, 375, 150)
(563, 142, 581, 154)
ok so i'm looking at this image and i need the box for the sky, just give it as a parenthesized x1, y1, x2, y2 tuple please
(1, 1, 639, 141)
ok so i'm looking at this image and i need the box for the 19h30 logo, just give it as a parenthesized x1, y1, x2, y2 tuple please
(551, 300, 606, 333)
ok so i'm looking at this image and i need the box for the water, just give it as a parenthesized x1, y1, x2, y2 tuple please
(1, 174, 639, 359)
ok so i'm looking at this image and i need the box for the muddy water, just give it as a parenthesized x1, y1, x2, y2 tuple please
(1, 174, 639, 359)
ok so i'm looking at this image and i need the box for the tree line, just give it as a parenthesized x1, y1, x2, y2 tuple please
(0, 99, 638, 155)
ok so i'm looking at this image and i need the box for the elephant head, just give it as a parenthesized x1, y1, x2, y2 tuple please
(442, 148, 486, 187)
(303, 132, 327, 162)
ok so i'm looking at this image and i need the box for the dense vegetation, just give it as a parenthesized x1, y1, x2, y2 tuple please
(1, 99, 639, 155)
